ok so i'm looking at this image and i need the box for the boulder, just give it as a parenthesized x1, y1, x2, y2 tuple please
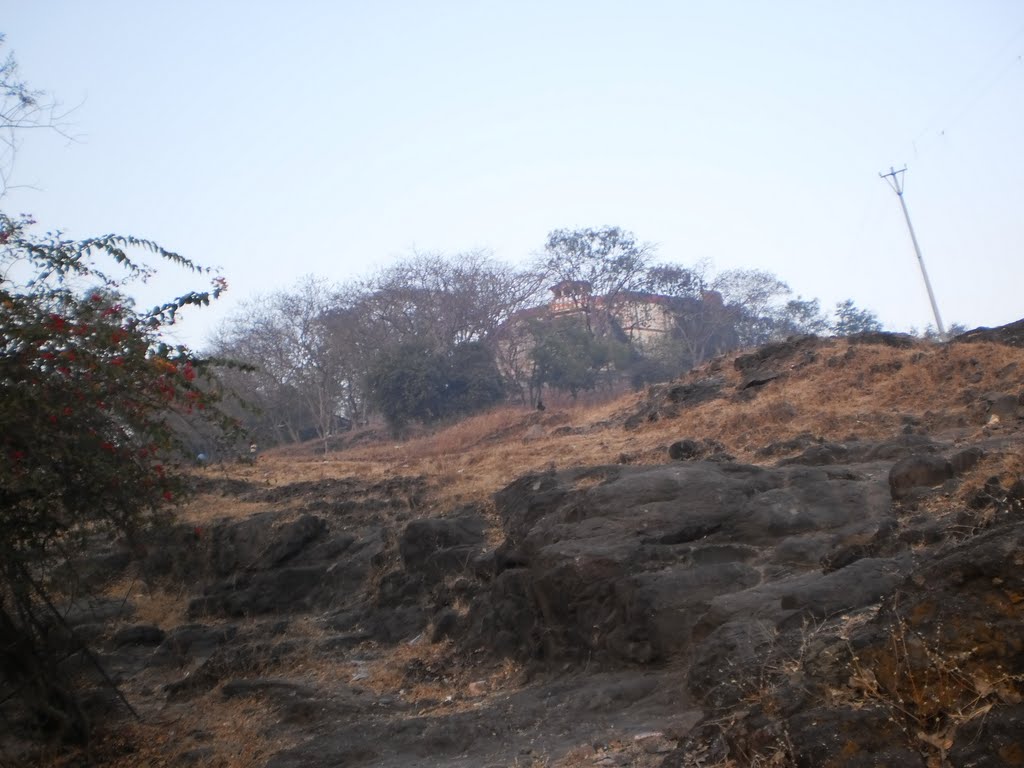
(111, 624, 165, 648)
(889, 455, 952, 499)
(257, 514, 327, 567)
(668, 438, 733, 462)
(399, 514, 486, 581)
(150, 624, 238, 667)
(466, 459, 898, 663)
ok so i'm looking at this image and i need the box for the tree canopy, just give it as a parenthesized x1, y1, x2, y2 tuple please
(212, 229, 889, 435)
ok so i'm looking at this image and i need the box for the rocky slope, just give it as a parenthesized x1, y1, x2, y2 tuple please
(3, 326, 1023, 767)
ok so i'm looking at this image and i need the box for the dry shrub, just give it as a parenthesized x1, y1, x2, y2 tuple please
(845, 614, 1023, 766)
(36, 693, 298, 768)
(101, 576, 188, 629)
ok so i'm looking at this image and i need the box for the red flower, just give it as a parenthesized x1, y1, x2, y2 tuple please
(162, 490, 173, 502)
(111, 356, 124, 366)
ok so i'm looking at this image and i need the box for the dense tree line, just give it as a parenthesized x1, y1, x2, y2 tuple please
(210, 228, 885, 437)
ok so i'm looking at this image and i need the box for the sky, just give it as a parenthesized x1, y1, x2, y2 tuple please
(3, 1, 1023, 348)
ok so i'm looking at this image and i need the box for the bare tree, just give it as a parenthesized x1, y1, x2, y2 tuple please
(362, 250, 545, 348)
(0, 35, 73, 197)
(644, 262, 740, 367)
(537, 227, 654, 333)
(209, 276, 349, 450)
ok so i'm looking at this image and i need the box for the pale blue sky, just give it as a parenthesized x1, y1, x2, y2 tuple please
(4, 2, 1023, 347)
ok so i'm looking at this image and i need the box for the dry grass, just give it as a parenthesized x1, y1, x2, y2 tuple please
(100, 576, 189, 629)
(37, 335, 1022, 768)
(177, 338, 1023, 521)
(40, 695, 299, 768)
(353, 639, 522, 712)
(178, 496, 269, 526)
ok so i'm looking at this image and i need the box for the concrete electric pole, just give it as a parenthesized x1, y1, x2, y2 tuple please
(879, 166, 946, 338)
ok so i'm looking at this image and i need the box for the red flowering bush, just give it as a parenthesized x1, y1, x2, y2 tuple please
(0, 212, 235, 552)
(0, 210, 238, 741)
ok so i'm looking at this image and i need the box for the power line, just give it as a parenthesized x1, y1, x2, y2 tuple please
(879, 166, 945, 338)
(911, 21, 1024, 153)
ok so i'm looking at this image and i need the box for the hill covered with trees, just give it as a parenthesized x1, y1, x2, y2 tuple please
(210, 227, 887, 442)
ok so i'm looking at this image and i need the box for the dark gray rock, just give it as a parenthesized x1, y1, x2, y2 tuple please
(466, 459, 899, 664)
(787, 706, 927, 767)
(889, 454, 952, 499)
(257, 514, 327, 567)
(365, 605, 427, 642)
(209, 512, 280, 576)
(755, 433, 823, 458)
(61, 550, 132, 590)
(687, 619, 780, 708)
(777, 442, 851, 466)
(733, 336, 818, 374)
(948, 703, 1024, 766)
(949, 446, 984, 474)
(164, 640, 299, 701)
(739, 368, 781, 389)
(982, 391, 1022, 421)
(779, 554, 913, 617)
(430, 609, 459, 642)
(187, 525, 386, 619)
(667, 438, 702, 460)
(189, 565, 331, 618)
(668, 438, 733, 462)
(955, 317, 1024, 347)
(62, 597, 135, 627)
(111, 624, 165, 648)
(665, 377, 726, 406)
(399, 514, 486, 581)
(857, 433, 942, 461)
(221, 678, 316, 700)
(150, 624, 238, 667)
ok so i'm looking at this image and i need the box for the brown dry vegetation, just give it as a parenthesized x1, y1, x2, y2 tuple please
(179, 337, 1023, 521)
(68, 335, 1024, 768)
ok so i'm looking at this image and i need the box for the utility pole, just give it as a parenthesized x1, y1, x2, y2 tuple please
(879, 166, 946, 338)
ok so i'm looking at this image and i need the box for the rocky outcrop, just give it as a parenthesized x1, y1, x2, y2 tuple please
(956, 317, 1024, 347)
(465, 456, 908, 663)
(8, 325, 1024, 768)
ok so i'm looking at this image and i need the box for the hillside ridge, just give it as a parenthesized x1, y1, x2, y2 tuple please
(6, 324, 1024, 767)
